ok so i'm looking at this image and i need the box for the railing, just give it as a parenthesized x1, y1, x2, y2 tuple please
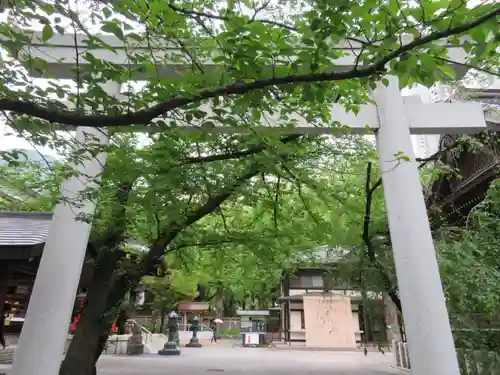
(457, 350, 500, 374)
(392, 340, 500, 374)
(178, 323, 213, 332)
(392, 341, 411, 370)
(126, 319, 154, 343)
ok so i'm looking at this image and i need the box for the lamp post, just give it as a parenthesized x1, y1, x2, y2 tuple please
(186, 316, 202, 348)
(158, 311, 181, 356)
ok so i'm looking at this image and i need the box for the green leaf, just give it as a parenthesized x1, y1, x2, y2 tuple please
(42, 24, 53, 42)
(55, 25, 65, 35)
(251, 107, 261, 121)
(470, 27, 486, 44)
(103, 7, 112, 19)
(101, 21, 125, 42)
(388, 0, 399, 15)
(438, 65, 456, 80)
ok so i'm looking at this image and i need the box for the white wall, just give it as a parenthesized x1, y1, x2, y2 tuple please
(289, 289, 307, 296)
(290, 311, 303, 332)
(352, 312, 362, 342)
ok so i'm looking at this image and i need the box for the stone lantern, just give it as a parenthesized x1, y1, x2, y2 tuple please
(158, 311, 181, 356)
(186, 316, 202, 348)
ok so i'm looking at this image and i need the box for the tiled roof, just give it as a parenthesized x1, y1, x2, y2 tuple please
(0, 211, 53, 246)
(294, 245, 351, 265)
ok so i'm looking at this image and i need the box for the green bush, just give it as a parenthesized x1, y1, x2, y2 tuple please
(143, 321, 158, 333)
(454, 329, 500, 352)
(217, 328, 241, 338)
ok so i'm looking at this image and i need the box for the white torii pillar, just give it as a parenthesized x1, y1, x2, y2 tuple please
(375, 76, 460, 375)
(11, 32, 487, 375)
(10, 83, 120, 375)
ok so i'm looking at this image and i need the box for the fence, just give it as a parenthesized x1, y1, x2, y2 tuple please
(457, 350, 500, 374)
(219, 317, 240, 332)
(392, 341, 500, 374)
(178, 323, 212, 332)
(392, 341, 411, 370)
(133, 315, 240, 332)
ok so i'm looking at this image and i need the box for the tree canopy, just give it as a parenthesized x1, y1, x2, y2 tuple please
(0, 0, 497, 131)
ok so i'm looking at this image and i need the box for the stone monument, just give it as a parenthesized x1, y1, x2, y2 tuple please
(126, 322, 144, 355)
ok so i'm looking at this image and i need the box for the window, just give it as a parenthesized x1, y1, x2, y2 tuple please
(289, 276, 302, 288)
(311, 275, 323, 288)
(289, 274, 324, 288)
(300, 275, 324, 288)
(300, 311, 305, 329)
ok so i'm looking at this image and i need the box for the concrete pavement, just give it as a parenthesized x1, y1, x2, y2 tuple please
(1, 342, 402, 375)
(98, 345, 401, 375)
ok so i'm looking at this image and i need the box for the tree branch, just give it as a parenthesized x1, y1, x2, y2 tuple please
(142, 135, 301, 271)
(273, 176, 281, 232)
(1, 7, 498, 127)
(168, 2, 367, 45)
(92, 180, 135, 254)
(362, 162, 402, 312)
(167, 2, 297, 31)
(370, 142, 459, 189)
(169, 236, 257, 252)
(433, 56, 500, 79)
(183, 134, 301, 164)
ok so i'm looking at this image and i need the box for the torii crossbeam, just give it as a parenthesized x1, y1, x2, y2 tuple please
(8, 32, 491, 375)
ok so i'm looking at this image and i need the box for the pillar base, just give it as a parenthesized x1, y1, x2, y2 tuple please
(158, 342, 181, 356)
(186, 338, 202, 348)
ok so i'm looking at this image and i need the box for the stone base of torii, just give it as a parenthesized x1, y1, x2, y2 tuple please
(7, 32, 492, 375)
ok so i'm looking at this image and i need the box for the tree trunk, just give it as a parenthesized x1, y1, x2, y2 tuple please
(159, 307, 166, 334)
(223, 293, 236, 317)
(214, 285, 224, 318)
(60, 271, 114, 375)
(60, 180, 137, 375)
(116, 309, 128, 335)
(61, 270, 141, 375)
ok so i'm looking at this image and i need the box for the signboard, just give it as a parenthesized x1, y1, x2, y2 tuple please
(244, 333, 260, 346)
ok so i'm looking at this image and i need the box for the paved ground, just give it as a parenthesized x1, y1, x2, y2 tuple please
(1, 342, 403, 375)
(97, 345, 402, 375)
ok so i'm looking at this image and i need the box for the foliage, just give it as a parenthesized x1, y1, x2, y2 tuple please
(436, 179, 500, 350)
(0, 0, 497, 133)
(142, 270, 199, 313)
(161, 138, 382, 311)
(217, 328, 240, 339)
(0, 153, 63, 211)
(0, 0, 497, 373)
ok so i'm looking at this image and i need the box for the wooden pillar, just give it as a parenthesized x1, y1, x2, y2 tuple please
(384, 293, 401, 342)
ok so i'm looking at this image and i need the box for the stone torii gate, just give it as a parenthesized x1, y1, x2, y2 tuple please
(8, 32, 490, 375)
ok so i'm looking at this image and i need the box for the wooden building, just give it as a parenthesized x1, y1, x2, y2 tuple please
(0, 211, 52, 325)
(426, 88, 500, 226)
(0, 211, 94, 339)
(278, 247, 387, 348)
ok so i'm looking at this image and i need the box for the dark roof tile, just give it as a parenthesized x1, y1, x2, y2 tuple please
(0, 211, 53, 246)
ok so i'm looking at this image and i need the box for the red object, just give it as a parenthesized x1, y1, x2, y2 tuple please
(247, 335, 251, 344)
(71, 316, 80, 333)
(71, 296, 85, 333)
(71, 294, 119, 334)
